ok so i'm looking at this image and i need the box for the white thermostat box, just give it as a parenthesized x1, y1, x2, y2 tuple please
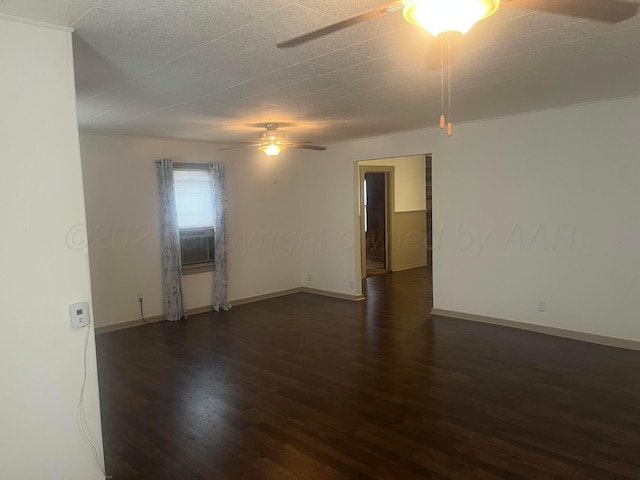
(69, 302, 90, 329)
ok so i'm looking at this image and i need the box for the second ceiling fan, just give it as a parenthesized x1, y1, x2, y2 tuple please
(218, 123, 327, 156)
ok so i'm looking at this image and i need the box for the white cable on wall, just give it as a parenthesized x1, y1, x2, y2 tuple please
(78, 325, 111, 479)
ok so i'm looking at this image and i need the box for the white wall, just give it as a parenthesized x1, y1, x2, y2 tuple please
(79, 95, 640, 342)
(360, 155, 426, 212)
(80, 135, 302, 328)
(301, 97, 640, 342)
(0, 18, 104, 479)
(298, 153, 361, 294)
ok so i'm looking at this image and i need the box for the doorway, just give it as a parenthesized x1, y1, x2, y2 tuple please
(355, 155, 432, 302)
(365, 172, 387, 274)
(359, 166, 393, 278)
(426, 154, 432, 268)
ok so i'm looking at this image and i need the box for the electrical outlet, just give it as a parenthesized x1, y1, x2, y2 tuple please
(307, 274, 311, 282)
(349, 280, 355, 290)
(137, 293, 143, 302)
(538, 301, 546, 313)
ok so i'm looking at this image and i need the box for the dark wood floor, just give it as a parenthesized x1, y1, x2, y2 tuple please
(365, 257, 388, 277)
(97, 267, 640, 479)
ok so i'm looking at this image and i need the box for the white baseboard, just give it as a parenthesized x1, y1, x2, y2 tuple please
(300, 287, 365, 302)
(392, 263, 428, 272)
(95, 314, 164, 334)
(430, 308, 640, 351)
(187, 305, 214, 315)
(230, 288, 304, 306)
(96, 287, 363, 334)
(95, 305, 216, 334)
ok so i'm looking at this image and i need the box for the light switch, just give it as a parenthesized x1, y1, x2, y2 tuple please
(69, 302, 90, 329)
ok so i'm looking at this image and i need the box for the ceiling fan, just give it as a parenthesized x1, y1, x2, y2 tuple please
(277, 0, 638, 137)
(218, 123, 327, 156)
(277, 0, 639, 48)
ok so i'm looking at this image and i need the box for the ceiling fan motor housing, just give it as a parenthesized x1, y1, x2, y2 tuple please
(260, 124, 286, 146)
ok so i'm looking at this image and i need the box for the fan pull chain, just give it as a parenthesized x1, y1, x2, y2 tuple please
(439, 39, 445, 129)
(447, 38, 453, 137)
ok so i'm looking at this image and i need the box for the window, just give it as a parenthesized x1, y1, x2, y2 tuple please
(173, 167, 215, 271)
(174, 169, 213, 229)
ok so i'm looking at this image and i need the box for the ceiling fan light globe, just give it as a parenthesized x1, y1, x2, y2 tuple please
(260, 143, 285, 156)
(403, 0, 500, 37)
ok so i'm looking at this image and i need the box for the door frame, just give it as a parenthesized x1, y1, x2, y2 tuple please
(358, 165, 395, 279)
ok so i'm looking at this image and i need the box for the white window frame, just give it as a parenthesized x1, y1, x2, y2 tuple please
(173, 163, 215, 275)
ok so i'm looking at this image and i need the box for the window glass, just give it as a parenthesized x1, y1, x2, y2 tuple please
(173, 169, 213, 229)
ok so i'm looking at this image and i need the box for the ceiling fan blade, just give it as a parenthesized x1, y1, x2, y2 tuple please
(290, 144, 327, 151)
(218, 144, 260, 151)
(503, 0, 639, 23)
(277, 0, 404, 48)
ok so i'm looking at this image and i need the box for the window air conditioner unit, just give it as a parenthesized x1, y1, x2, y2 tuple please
(179, 228, 214, 265)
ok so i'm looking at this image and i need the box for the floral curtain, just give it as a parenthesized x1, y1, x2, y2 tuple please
(209, 162, 232, 311)
(156, 159, 186, 321)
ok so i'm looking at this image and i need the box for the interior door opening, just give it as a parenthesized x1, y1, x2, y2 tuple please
(364, 171, 388, 276)
(355, 154, 432, 303)
(426, 154, 432, 269)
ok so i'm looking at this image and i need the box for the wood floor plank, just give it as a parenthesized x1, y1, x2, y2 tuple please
(97, 267, 640, 479)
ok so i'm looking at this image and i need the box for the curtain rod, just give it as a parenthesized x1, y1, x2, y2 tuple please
(154, 161, 214, 170)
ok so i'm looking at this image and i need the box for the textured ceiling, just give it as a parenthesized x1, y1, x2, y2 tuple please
(2, 0, 640, 145)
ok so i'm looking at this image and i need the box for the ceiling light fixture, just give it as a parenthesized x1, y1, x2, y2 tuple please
(276, 0, 640, 138)
(403, 0, 500, 38)
(403, 0, 499, 136)
(218, 123, 327, 155)
(260, 143, 286, 156)
(259, 124, 287, 156)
